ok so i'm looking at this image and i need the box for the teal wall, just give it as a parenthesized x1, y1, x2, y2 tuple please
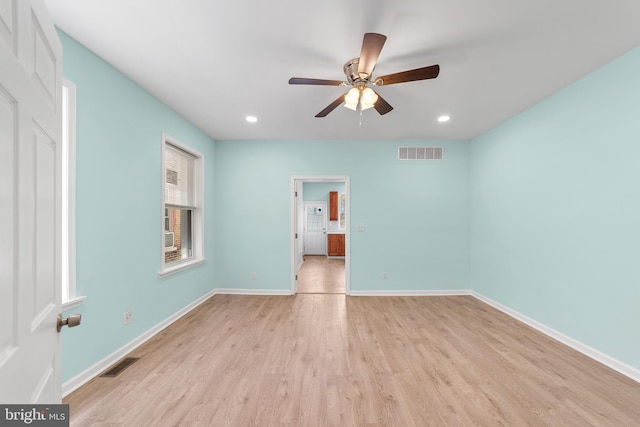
(303, 182, 345, 202)
(59, 31, 216, 383)
(214, 140, 470, 292)
(470, 46, 640, 369)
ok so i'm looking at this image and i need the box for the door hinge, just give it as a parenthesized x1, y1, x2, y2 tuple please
(295, 233, 298, 238)
(295, 191, 298, 197)
(295, 275, 298, 280)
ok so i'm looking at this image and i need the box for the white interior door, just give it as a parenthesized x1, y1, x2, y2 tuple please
(303, 201, 327, 255)
(0, 0, 63, 403)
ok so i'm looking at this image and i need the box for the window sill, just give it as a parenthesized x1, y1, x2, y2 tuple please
(159, 258, 206, 278)
(62, 295, 87, 311)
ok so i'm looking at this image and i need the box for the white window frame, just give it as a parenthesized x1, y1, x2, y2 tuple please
(61, 78, 85, 309)
(159, 133, 205, 277)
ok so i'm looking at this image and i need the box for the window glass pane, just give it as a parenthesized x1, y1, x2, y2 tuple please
(164, 208, 192, 264)
(164, 145, 195, 207)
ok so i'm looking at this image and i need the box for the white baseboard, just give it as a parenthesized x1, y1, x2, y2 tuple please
(349, 289, 471, 297)
(62, 289, 216, 397)
(215, 288, 292, 296)
(471, 291, 640, 384)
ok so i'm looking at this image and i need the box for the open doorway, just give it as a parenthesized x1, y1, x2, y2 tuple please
(291, 176, 350, 295)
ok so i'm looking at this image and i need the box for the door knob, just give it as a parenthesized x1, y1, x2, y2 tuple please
(57, 314, 82, 332)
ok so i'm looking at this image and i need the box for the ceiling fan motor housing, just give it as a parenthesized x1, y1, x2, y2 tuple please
(344, 58, 368, 85)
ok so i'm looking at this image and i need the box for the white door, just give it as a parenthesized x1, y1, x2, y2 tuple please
(0, 0, 64, 403)
(303, 202, 327, 255)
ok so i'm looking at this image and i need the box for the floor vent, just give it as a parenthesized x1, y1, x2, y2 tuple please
(398, 146, 444, 160)
(100, 357, 140, 378)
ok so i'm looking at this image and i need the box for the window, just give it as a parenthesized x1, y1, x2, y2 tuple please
(61, 79, 84, 309)
(160, 134, 205, 276)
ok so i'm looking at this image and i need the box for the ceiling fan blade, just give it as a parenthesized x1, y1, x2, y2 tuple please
(375, 64, 440, 86)
(289, 77, 344, 86)
(373, 92, 393, 115)
(315, 94, 346, 118)
(357, 33, 387, 78)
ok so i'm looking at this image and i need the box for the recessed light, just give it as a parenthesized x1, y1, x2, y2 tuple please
(245, 115, 258, 123)
(437, 115, 450, 123)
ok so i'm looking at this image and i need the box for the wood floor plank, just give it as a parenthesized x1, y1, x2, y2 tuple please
(65, 295, 640, 426)
(297, 256, 345, 294)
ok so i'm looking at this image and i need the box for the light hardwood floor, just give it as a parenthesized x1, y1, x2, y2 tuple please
(297, 255, 345, 294)
(64, 295, 640, 426)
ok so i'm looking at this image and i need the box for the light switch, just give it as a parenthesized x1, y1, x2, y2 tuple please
(357, 224, 365, 232)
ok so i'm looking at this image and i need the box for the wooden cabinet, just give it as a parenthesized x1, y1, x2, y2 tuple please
(327, 233, 345, 256)
(329, 191, 338, 221)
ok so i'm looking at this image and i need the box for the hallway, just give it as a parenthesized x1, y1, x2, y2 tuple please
(297, 255, 345, 294)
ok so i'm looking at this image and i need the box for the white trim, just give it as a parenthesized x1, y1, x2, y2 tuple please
(291, 176, 350, 295)
(471, 291, 640, 384)
(350, 289, 471, 297)
(62, 289, 216, 397)
(61, 79, 79, 305)
(61, 295, 86, 311)
(158, 258, 207, 278)
(215, 288, 293, 296)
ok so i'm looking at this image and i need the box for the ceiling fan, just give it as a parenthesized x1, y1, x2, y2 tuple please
(289, 33, 440, 118)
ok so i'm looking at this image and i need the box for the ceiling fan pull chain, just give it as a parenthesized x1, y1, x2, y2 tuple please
(359, 110, 363, 126)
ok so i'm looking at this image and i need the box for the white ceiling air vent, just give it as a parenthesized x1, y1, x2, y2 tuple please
(398, 146, 444, 160)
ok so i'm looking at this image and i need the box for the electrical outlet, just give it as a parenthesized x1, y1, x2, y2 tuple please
(357, 224, 365, 232)
(123, 309, 132, 325)
(251, 272, 257, 280)
(382, 272, 388, 280)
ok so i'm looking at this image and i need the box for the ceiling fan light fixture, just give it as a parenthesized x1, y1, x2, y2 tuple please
(360, 87, 378, 110)
(289, 33, 440, 118)
(344, 87, 360, 110)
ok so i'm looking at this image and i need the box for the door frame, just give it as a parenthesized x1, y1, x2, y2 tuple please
(291, 175, 350, 295)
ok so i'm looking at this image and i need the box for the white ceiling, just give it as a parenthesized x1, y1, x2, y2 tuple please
(44, 0, 640, 141)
